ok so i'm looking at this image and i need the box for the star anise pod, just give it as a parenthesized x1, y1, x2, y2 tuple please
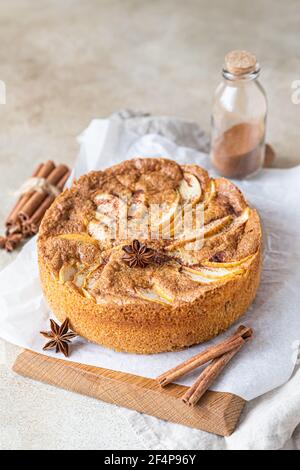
(0, 233, 23, 252)
(122, 239, 156, 268)
(40, 318, 77, 357)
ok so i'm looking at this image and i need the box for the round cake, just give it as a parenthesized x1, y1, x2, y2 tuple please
(38, 158, 262, 354)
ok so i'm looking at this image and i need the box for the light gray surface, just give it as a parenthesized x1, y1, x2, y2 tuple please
(0, 345, 143, 450)
(0, 0, 300, 450)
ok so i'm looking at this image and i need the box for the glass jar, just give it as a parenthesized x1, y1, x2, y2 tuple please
(210, 50, 267, 179)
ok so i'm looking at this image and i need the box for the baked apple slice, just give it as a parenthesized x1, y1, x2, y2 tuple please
(183, 265, 244, 279)
(165, 233, 202, 251)
(72, 263, 100, 289)
(58, 263, 77, 284)
(182, 267, 243, 284)
(152, 283, 174, 303)
(94, 192, 121, 214)
(179, 173, 202, 205)
(203, 179, 216, 209)
(81, 287, 96, 301)
(203, 253, 255, 268)
(166, 213, 233, 250)
(136, 287, 173, 305)
(73, 269, 87, 289)
(226, 207, 251, 230)
(182, 269, 218, 284)
(204, 215, 233, 238)
(171, 179, 216, 237)
(94, 192, 125, 232)
(88, 219, 115, 241)
(56, 232, 99, 246)
(128, 190, 148, 219)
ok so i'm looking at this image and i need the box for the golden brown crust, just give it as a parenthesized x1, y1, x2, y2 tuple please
(38, 158, 262, 354)
(39, 249, 261, 353)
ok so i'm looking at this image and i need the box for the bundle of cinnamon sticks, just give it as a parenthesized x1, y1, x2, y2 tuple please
(156, 325, 253, 407)
(0, 160, 70, 252)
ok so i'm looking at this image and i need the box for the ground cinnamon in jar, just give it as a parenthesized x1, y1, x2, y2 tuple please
(211, 122, 265, 178)
(210, 50, 267, 178)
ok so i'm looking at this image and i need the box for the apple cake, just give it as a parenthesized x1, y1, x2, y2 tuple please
(38, 158, 262, 354)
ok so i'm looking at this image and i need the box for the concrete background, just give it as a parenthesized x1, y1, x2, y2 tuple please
(0, 0, 300, 449)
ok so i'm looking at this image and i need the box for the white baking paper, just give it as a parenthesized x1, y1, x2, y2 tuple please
(0, 111, 299, 401)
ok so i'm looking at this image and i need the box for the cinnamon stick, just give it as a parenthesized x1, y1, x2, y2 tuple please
(4, 233, 23, 252)
(5, 160, 55, 228)
(23, 169, 71, 235)
(22, 193, 54, 236)
(5, 162, 43, 228)
(2, 161, 70, 252)
(57, 169, 71, 191)
(182, 345, 243, 406)
(157, 325, 252, 387)
(19, 164, 69, 222)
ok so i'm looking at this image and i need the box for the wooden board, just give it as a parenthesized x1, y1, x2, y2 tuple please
(13, 350, 245, 436)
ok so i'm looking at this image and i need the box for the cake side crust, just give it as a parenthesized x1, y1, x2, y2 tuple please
(38, 247, 261, 354)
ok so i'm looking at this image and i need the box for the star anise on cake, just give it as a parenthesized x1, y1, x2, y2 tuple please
(122, 239, 171, 268)
(40, 318, 77, 357)
(122, 239, 156, 268)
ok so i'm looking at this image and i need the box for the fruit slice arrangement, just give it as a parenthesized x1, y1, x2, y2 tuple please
(179, 173, 202, 206)
(133, 253, 255, 305)
(58, 261, 103, 302)
(181, 251, 256, 286)
(45, 161, 257, 306)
